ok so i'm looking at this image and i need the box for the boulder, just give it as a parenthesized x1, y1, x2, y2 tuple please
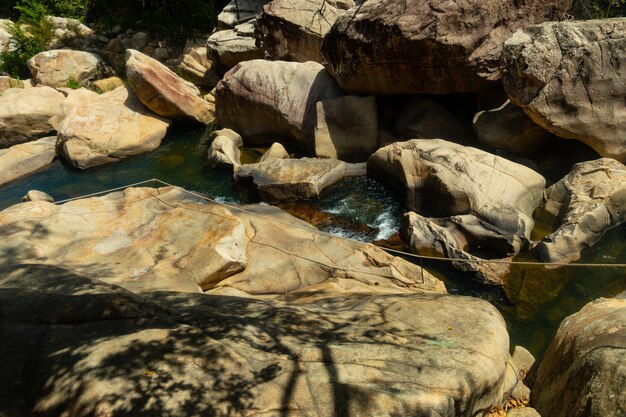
(394, 95, 476, 143)
(177, 39, 221, 87)
(235, 158, 366, 201)
(207, 128, 243, 169)
(207, 21, 264, 70)
(507, 408, 542, 417)
(532, 296, 626, 417)
(217, 0, 266, 28)
(370, 139, 546, 254)
(321, 0, 574, 95)
(0, 19, 13, 53)
(259, 142, 289, 162)
(92, 76, 125, 92)
(46, 16, 100, 49)
(22, 190, 54, 202)
(502, 19, 626, 162)
(0, 137, 56, 187)
(52, 86, 171, 169)
(216, 60, 378, 157)
(257, 0, 354, 63)
(0, 186, 445, 296)
(125, 49, 215, 125)
(0, 262, 518, 417)
(473, 100, 552, 155)
(0, 76, 25, 92)
(0, 86, 65, 148)
(534, 158, 626, 264)
(27, 49, 103, 88)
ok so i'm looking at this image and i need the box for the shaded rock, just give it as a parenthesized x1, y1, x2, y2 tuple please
(395, 95, 476, 143)
(130, 31, 149, 50)
(532, 297, 626, 417)
(314, 94, 378, 161)
(22, 190, 53, 203)
(92, 76, 125, 92)
(321, 0, 574, 95)
(207, 21, 264, 70)
(177, 39, 220, 87)
(0, 86, 65, 148)
(208, 128, 243, 169)
(52, 86, 171, 169)
(473, 100, 552, 155)
(218, 0, 266, 28)
(125, 49, 215, 125)
(534, 158, 626, 264)
(235, 158, 366, 201)
(512, 345, 535, 376)
(402, 212, 511, 286)
(259, 142, 289, 162)
(370, 139, 546, 254)
(27, 49, 103, 88)
(216, 60, 377, 156)
(0, 186, 444, 296)
(0, 261, 518, 417)
(502, 19, 626, 162)
(0, 137, 56, 187)
(258, 0, 354, 63)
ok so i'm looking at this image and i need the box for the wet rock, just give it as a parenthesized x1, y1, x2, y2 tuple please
(235, 158, 366, 201)
(217, 0, 266, 28)
(473, 100, 552, 155)
(207, 128, 243, 169)
(207, 21, 264, 70)
(126, 49, 215, 125)
(0, 86, 65, 148)
(502, 19, 626, 162)
(535, 158, 626, 264)
(22, 190, 54, 203)
(216, 60, 377, 157)
(257, 0, 354, 63)
(27, 49, 104, 88)
(0, 137, 56, 187)
(52, 86, 171, 169)
(177, 39, 220, 88)
(532, 297, 626, 417)
(259, 142, 289, 162)
(321, 0, 574, 94)
(370, 139, 546, 255)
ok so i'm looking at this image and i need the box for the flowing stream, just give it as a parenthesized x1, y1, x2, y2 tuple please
(1, 128, 625, 358)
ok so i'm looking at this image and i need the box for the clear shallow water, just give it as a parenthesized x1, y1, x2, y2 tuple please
(1, 128, 625, 358)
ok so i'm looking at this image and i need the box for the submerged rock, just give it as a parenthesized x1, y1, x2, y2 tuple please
(369, 139, 546, 256)
(257, 0, 355, 63)
(0, 86, 65, 148)
(235, 158, 366, 201)
(321, 0, 574, 94)
(27, 49, 103, 88)
(0, 137, 56, 187)
(532, 296, 626, 417)
(535, 158, 626, 264)
(0, 264, 515, 417)
(52, 86, 171, 169)
(502, 19, 626, 162)
(126, 49, 215, 125)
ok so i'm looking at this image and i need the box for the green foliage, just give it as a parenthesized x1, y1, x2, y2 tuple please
(0, 0, 54, 78)
(579, 0, 626, 18)
(66, 77, 81, 89)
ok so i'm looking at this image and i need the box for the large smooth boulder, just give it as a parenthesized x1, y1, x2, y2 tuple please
(0, 86, 65, 148)
(0, 137, 56, 187)
(534, 158, 626, 264)
(369, 139, 546, 255)
(235, 158, 366, 201)
(0, 262, 516, 417)
(52, 86, 171, 169)
(502, 19, 626, 162)
(321, 0, 574, 95)
(257, 0, 354, 63)
(125, 49, 215, 125)
(473, 100, 552, 155)
(0, 186, 445, 296)
(27, 49, 103, 88)
(207, 21, 264, 70)
(532, 296, 626, 417)
(216, 60, 378, 159)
